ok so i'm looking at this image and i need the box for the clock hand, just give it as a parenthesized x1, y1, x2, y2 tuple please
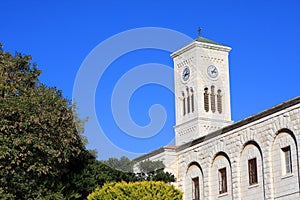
(184, 71, 189, 77)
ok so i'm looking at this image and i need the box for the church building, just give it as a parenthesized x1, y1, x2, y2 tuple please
(133, 33, 300, 200)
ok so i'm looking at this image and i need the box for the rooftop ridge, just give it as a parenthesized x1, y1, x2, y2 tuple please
(177, 96, 300, 151)
(133, 96, 300, 159)
(195, 36, 226, 46)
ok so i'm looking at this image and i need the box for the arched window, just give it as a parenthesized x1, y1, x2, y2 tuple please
(182, 92, 186, 116)
(272, 130, 299, 198)
(240, 142, 265, 199)
(211, 85, 216, 113)
(211, 152, 232, 198)
(204, 87, 209, 112)
(185, 162, 204, 200)
(190, 87, 194, 113)
(217, 89, 222, 114)
(186, 87, 190, 114)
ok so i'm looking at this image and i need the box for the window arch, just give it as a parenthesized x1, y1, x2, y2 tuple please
(240, 141, 265, 199)
(272, 129, 299, 198)
(182, 92, 186, 116)
(204, 87, 209, 112)
(217, 89, 222, 114)
(190, 87, 194, 113)
(185, 162, 204, 200)
(211, 152, 232, 198)
(186, 87, 190, 114)
(211, 85, 216, 113)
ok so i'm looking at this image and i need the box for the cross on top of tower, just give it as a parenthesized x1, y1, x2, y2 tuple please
(198, 27, 202, 37)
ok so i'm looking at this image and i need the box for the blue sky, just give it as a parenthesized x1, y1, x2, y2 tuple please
(1, 0, 299, 159)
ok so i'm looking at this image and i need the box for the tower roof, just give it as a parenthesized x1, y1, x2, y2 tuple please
(171, 28, 231, 58)
(195, 36, 226, 46)
(195, 27, 226, 46)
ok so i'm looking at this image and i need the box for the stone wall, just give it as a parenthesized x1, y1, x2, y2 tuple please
(177, 98, 300, 199)
(132, 97, 300, 199)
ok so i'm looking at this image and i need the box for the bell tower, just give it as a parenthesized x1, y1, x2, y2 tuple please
(171, 30, 233, 145)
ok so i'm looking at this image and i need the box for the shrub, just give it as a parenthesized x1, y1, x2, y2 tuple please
(87, 181, 182, 200)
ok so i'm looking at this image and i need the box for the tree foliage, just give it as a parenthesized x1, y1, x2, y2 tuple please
(0, 45, 86, 199)
(137, 159, 175, 183)
(102, 156, 134, 172)
(138, 159, 165, 173)
(69, 156, 138, 198)
(0, 44, 177, 199)
(87, 181, 183, 200)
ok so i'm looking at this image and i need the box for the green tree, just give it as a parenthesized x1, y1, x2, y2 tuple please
(102, 156, 134, 172)
(0, 44, 176, 199)
(69, 157, 138, 198)
(150, 168, 176, 183)
(0, 44, 86, 199)
(137, 159, 175, 183)
(87, 181, 183, 200)
(138, 159, 165, 173)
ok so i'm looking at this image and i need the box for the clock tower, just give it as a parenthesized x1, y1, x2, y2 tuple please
(171, 32, 233, 145)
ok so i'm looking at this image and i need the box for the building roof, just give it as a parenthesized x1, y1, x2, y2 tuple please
(133, 96, 300, 160)
(171, 35, 230, 58)
(177, 96, 300, 151)
(195, 36, 225, 46)
(133, 145, 176, 162)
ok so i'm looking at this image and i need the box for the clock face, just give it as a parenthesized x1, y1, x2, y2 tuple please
(207, 65, 219, 79)
(182, 67, 190, 81)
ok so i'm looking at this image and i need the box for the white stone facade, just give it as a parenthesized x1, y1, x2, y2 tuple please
(133, 36, 300, 199)
(177, 99, 300, 199)
(172, 39, 232, 146)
